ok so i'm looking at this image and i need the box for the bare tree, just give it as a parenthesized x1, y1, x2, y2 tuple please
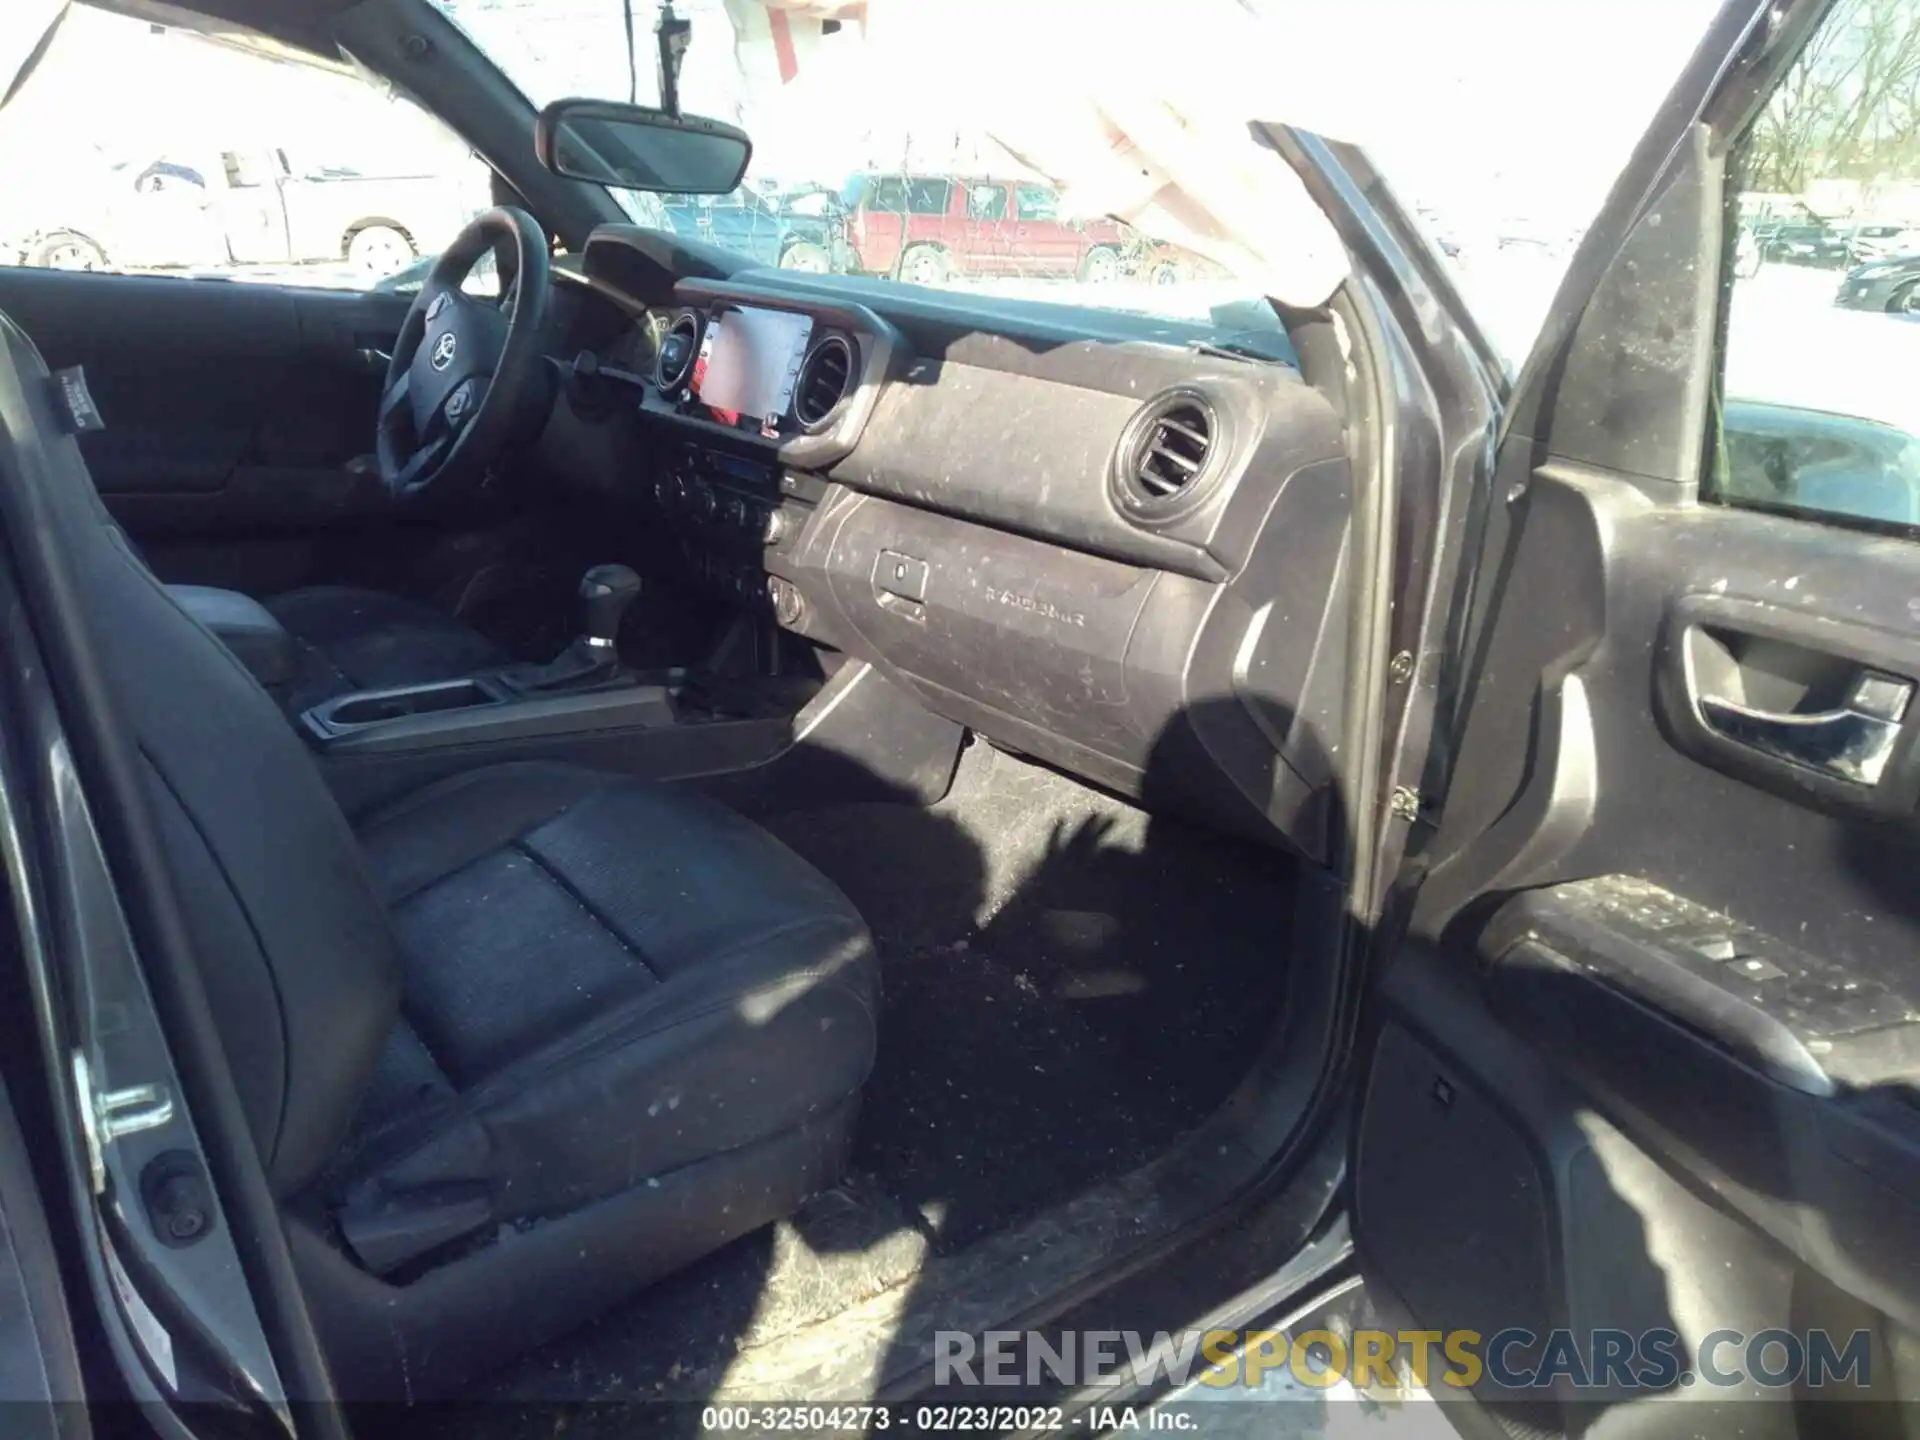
(1742, 0, 1920, 196)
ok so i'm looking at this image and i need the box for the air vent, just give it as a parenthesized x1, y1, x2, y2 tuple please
(1116, 393, 1217, 510)
(657, 313, 700, 393)
(793, 334, 855, 428)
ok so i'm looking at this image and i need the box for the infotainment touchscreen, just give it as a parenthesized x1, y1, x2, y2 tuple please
(691, 306, 816, 438)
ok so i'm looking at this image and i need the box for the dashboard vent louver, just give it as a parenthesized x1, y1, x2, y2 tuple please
(1117, 393, 1217, 510)
(794, 334, 855, 428)
(658, 313, 700, 392)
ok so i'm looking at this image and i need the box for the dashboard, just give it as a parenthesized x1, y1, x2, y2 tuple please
(539, 225, 1357, 862)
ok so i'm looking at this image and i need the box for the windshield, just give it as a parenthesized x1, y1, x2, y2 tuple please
(432, 0, 1718, 364)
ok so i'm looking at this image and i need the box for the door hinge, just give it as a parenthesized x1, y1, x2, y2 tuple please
(1389, 786, 1422, 822)
(74, 1052, 174, 1195)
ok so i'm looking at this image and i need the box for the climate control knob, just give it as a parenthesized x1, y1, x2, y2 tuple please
(688, 479, 718, 523)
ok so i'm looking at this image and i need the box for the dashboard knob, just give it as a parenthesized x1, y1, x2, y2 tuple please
(759, 508, 788, 544)
(768, 576, 806, 627)
(689, 479, 717, 522)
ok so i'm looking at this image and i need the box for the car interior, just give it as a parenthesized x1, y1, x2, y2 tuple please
(9, 0, 1920, 1434)
(0, 0, 1364, 1410)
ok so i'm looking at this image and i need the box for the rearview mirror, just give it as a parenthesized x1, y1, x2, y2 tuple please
(535, 98, 751, 195)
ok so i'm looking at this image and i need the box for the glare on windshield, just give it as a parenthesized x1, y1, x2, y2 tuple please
(429, 0, 1717, 360)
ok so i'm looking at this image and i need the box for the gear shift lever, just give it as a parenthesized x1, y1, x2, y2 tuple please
(580, 564, 642, 651)
(498, 563, 643, 694)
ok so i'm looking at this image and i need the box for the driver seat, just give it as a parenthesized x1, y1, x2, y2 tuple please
(253, 205, 549, 715)
(0, 310, 879, 1398)
(265, 584, 509, 712)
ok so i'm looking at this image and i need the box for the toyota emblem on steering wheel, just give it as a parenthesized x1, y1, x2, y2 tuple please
(430, 332, 458, 371)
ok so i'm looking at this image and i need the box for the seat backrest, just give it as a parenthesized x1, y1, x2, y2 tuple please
(0, 312, 397, 1198)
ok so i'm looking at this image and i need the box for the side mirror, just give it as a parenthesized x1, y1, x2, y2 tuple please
(535, 98, 751, 196)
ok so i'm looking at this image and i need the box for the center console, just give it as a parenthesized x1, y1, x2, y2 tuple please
(300, 672, 679, 755)
(281, 546, 960, 820)
(297, 561, 683, 781)
(648, 443, 821, 628)
(631, 287, 888, 635)
(300, 647, 963, 823)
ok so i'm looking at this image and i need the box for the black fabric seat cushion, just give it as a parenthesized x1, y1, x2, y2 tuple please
(328, 763, 880, 1226)
(266, 585, 508, 713)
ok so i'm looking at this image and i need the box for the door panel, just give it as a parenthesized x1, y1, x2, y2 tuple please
(0, 267, 405, 539)
(1364, 472, 1920, 1429)
(1356, 0, 1920, 1429)
(1427, 472, 1920, 991)
(1415, 463, 1920, 1303)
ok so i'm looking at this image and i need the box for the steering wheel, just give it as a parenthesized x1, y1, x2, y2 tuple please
(376, 207, 552, 503)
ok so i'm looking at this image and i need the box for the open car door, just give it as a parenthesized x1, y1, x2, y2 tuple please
(1354, 0, 1920, 1431)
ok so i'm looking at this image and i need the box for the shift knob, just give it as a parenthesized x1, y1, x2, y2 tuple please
(579, 564, 641, 649)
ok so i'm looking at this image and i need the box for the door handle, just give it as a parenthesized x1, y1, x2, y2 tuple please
(1698, 671, 1911, 785)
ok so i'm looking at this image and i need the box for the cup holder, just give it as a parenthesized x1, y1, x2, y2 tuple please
(297, 668, 680, 757)
(308, 678, 499, 734)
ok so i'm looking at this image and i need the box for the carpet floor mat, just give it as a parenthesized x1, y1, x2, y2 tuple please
(761, 738, 1296, 1250)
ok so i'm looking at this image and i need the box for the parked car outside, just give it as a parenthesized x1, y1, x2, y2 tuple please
(2, 146, 484, 277)
(659, 186, 838, 271)
(834, 172, 1132, 283)
(1121, 229, 1231, 286)
(0, 152, 220, 270)
(1847, 222, 1920, 264)
(1834, 251, 1920, 312)
(1737, 192, 1855, 266)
